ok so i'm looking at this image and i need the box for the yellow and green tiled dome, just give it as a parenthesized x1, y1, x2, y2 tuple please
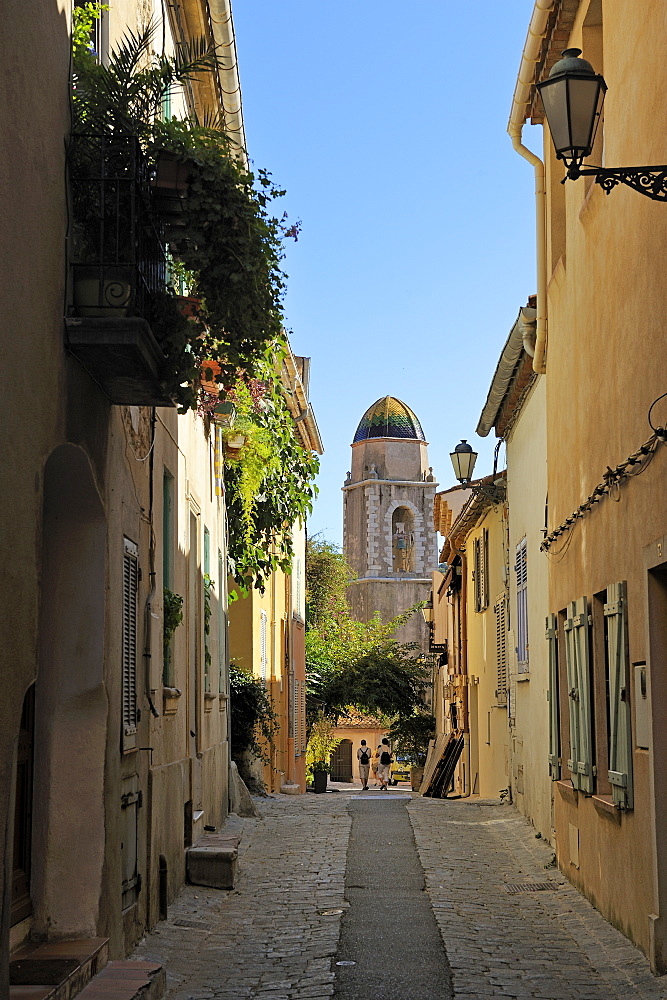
(353, 396, 425, 443)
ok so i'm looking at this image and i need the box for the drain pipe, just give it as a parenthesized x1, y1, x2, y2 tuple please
(508, 0, 554, 375)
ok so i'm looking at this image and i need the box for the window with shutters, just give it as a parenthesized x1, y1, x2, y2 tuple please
(563, 597, 594, 793)
(122, 538, 139, 752)
(546, 614, 561, 779)
(162, 470, 175, 685)
(494, 596, 508, 706)
(604, 581, 633, 809)
(260, 609, 268, 683)
(204, 527, 211, 694)
(515, 539, 529, 673)
(473, 530, 489, 613)
(218, 549, 226, 695)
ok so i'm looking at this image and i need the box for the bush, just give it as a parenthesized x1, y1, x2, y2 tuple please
(229, 663, 278, 763)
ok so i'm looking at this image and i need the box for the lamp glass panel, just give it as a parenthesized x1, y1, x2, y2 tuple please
(450, 449, 477, 482)
(540, 76, 572, 155)
(567, 76, 604, 156)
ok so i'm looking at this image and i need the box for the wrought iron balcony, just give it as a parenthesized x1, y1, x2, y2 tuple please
(65, 134, 175, 406)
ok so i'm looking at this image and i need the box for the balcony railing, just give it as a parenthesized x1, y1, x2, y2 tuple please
(65, 134, 174, 405)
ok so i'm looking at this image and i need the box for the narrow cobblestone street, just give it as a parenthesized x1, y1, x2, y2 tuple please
(134, 789, 667, 1000)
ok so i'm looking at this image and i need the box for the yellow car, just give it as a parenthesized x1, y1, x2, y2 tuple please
(389, 755, 411, 785)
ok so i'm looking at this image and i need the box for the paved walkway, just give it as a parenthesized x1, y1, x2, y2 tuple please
(134, 786, 667, 999)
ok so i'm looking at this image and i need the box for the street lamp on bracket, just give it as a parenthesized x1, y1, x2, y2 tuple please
(537, 48, 667, 201)
(449, 440, 506, 504)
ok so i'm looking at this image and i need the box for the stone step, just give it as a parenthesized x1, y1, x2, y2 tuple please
(9, 937, 108, 1000)
(186, 832, 241, 889)
(75, 961, 164, 1000)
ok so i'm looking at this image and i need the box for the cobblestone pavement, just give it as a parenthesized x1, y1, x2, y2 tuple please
(134, 793, 351, 999)
(408, 795, 667, 1000)
(134, 788, 667, 999)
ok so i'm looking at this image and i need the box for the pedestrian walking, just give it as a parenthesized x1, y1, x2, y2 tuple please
(377, 738, 393, 791)
(357, 740, 372, 790)
(371, 745, 382, 786)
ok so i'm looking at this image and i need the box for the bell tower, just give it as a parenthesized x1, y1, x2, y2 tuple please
(342, 396, 438, 648)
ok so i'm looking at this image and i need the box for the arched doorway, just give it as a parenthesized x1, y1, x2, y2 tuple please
(330, 740, 353, 782)
(31, 444, 107, 939)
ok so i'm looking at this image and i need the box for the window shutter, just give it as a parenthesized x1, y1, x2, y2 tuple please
(474, 538, 481, 612)
(515, 539, 529, 673)
(546, 614, 560, 780)
(260, 610, 268, 683)
(494, 596, 508, 706)
(604, 582, 633, 809)
(482, 529, 489, 610)
(300, 678, 307, 753)
(122, 538, 139, 751)
(564, 597, 594, 793)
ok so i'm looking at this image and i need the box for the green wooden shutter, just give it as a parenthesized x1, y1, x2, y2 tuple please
(564, 598, 594, 793)
(605, 581, 633, 809)
(546, 614, 560, 780)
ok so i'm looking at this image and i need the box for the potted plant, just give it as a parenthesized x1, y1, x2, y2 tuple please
(387, 712, 436, 791)
(311, 760, 330, 794)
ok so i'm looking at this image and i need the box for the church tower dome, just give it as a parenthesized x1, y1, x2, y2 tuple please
(353, 396, 426, 443)
(343, 396, 438, 649)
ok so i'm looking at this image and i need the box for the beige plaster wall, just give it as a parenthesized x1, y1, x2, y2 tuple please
(505, 378, 552, 839)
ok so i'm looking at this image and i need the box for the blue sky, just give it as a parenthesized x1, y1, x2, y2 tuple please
(232, 0, 542, 546)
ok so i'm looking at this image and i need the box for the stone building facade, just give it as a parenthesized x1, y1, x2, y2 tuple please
(343, 397, 438, 648)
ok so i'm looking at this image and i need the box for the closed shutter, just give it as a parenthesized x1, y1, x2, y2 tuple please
(546, 614, 560, 780)
(564, 597, 594, 793)
(299, 680, 307, 754)
(474, 538, 482, 612)
(515, 539, 528, 673)
(494, 596, 508, 706)
(122, 538, 139, 752)
(481, 529, 489, 610)
(260, 610, 268, 683)
(605, 582, 633, 809)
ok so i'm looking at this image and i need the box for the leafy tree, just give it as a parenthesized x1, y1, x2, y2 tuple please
(304, 534, 430, 727)
(305, 535, 353, 624)
(387, 712, 436, 767)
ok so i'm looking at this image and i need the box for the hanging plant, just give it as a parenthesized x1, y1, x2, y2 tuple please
(223, 344, 320, 595)
(163, 588, 184, 657)
(71, 6, 298, 410)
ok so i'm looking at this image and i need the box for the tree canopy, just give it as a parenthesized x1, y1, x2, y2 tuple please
(304, 536, 430, 725)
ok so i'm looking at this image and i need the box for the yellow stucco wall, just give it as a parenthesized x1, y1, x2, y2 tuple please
(535, 0, 667, 968)
(464, 505, 509, 799)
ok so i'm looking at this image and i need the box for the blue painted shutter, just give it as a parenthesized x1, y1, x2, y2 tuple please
(605, 582, 633, 809)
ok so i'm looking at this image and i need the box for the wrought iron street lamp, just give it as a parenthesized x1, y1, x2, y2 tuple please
(450, 440, 477, 483)
(537, 48, 667, 200)
(450, 440, 505, 504)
